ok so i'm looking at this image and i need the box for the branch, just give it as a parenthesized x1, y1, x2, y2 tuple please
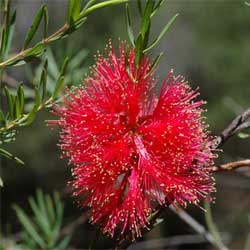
(115, 204, 229, 250)
(128, 234, 228, 250)
(0, 97, 53, 133)
(0, 0, 127, 68)
(212, 159, 250, 172)
(215, 107, 250, 147)
(0, 23, 69, 68)
(169, 205, 229, 250)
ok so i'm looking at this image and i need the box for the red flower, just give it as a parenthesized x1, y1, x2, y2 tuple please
(51, 42, 216, 239)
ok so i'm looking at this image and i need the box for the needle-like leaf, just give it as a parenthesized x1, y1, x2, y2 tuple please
(143, 13, 178, 53)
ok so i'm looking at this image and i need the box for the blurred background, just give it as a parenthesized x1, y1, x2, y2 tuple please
(1, 0, 250, 249)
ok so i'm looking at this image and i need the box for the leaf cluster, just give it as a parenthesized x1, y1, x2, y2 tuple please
(126, 0, 178, 65)
(0, 0, 127, 68)
(0, 0, 127, 182)
(6, 190, 69, 250)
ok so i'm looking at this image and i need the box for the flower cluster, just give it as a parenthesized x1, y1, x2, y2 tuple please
(51, 42, 216, 239)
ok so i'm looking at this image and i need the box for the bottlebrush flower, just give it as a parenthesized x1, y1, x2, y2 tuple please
(50, 42, 216, 239)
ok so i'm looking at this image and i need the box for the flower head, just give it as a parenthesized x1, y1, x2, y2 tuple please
(51, 42, 216, 239)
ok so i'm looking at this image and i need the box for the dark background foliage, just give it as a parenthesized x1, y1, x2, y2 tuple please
(1, 0, 250, 249)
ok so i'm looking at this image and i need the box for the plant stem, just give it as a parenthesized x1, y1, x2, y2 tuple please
(170, 205, 229, 250)
(204, 202, 225, 249)
(212, 159, 250, 172)
(0, 24, 69, 68)
(0, 0, 9, 87)
(0, 97, 52, 133)
(0, 0, 128, 68)
(215, 107, 250, 147)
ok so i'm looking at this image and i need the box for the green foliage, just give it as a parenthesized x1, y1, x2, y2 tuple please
(22, 4, 48, 49)
(0, 0, 127, 68)
(11, 190, 69, 250)
(0, 147, 24, 165)
(0, 54, 70, 168)
(0, 176, 3, 187)
(238, 132, 250, 139)
(204, 202, 225, 248)
(125, 4, 135, 46)
(0, 1, 16, 62)
(0, 0, 127, 181)
(28, 47, 88, 93)
(67, 0, 82, 24)
(0, 47, 88, 133)
(143, 13, 179, 53)
(126, 0, 178, 65)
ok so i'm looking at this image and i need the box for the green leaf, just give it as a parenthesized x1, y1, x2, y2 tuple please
(13, 190, 66, 248)
(0, 0, 10, 54)
(52, 57, 69, 99)
(4, 86, 14, 118)
(135, 34, 143, 65)
(67, 0, 75, 23)
(41, 69, 47, 100)
(140, 0, 155, 39)
(54, 192, 63, 222)
(43, 6, 49, 38)
(0, 147, 24, 165)
(57, 235, 71, 250)
(82, 0, 97, 13)
(60, 57, 70, 77)
(34, 86, 41, 107)
(46, 48, 59, 79)
(137, 0, 143, 16)
(28, 196, 51, 238)
(50, 192, 63, 243)
(23, 5, 47, 49)
(80, 0, 128, 17)
(151, 0, 165, 18)
(0, 28, 7, 58)
(70, 16, 87, 31)
(36, 189, 48, 219)
(67, 0, 81, 24)
(6, 59, 26, 67)
(4, 10, 17, 58)
(0, 110, 5, 126)
(145, 52, 163, 78)
(0, 130, 16, 144)
(13, 205, 46, 248)
(52, 76, 65, 100)
(22, 87, 41, 126)
(39, 59, 48, 100)
(143, 13, 179, 53)
(14, 95, 21, 118)
(26, 42, 45, 57)
(45, 194, 56, 224)
(238, 132, 250, 139)
(0, 176, 3, 187)
(204, 202, 224, 245)
(125, 4, 135, 47)
(17, 83, 25, 114)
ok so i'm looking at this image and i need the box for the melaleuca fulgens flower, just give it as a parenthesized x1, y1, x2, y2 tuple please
(50, 42, 216, 239)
